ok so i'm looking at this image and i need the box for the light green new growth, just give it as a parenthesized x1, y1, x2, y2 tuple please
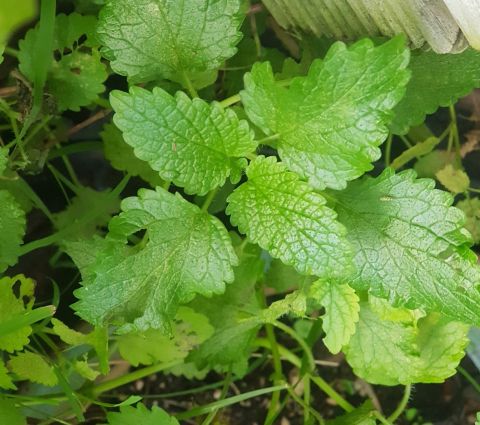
(227, 156, 351, 277)
(344, 302, 469, 385)
(97, 0, 245, 86)
(111, 87, 257, 195)
(0, 275, 35, 353)
(8, 352, 58, 387)
(0, 191, 26, 273)
(335, 168, 480, 326)
(118, 307, 214, 366)
(311, 280, 360, 354)
(435, 164, 470, 194)
(241, 37, 410, 190)
(72, 187, 237, 334)
(456, 198, 480, 244)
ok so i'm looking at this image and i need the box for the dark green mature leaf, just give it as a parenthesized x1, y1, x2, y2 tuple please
(104, 404, 178, 425)
(241, 37, 410, 190)
(72, 188, 237, 334)
(335, 168, 480, 325)
(227, 156, 351, 278)
(0, 190, 26, 273)
(391, 49, 480, 135)
(0, 398, 26, 425)
(97, 0, 245, 86)
(111, 87, 257, 195)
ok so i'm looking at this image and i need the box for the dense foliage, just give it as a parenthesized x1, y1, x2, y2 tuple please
(2, 1, 480, 424)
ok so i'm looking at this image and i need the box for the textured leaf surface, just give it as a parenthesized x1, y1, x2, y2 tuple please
(8, 352, 58, 387)
(344, 303, 468, 385)
(0, 275, 34, 352)
(456, 198, 480, 244)
(241, 38, 410, 190)
(189, 237, 263, 373)
(97, 0, 244, 85)
(111, 87, 257, 195)
(0, 147, 8, 176)
(0, 398, 26, 425)
(46, 49, 107, 112)
(335, 169, 480, 325)
(72, 188, 237, 334)
(227, 156, 351, 277)
(102, 124, 164, 187)
(118, 307, 214, 366)
(0, 190, 26, 272)
(311, 280, 359, 354)
(391, 49, 480, 135)
(104, 404, 178, 425)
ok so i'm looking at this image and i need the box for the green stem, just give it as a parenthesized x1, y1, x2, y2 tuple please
(273, 321, 315, 373)
(449, 104, 462, 167)
(201, 369, 232, 425)
(47, 141, 103, 160)
(387, 384, 411, 422)
(176, 384, 288, 420)
(91, 361, 182, 396)
(3, 46, 19, 58)
(257, 134, 280, 145)
(458, 366, 480, 394)
(219, 93, 241, 108)
(264, 323, 283, 422)
(181, 71, 198, 98)
(201, 188, 219, 212)
(385, 133, 393, 167)
(310, 375, 354, 413)
(18, 177, 56, 223)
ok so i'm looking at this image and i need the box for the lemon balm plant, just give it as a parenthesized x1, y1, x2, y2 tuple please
(2, 0, 480, 423)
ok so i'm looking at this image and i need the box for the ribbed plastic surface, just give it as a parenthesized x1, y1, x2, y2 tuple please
(262, 0, 477, 53)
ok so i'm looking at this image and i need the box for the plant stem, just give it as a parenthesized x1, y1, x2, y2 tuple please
(257, 134, 280, 145)
(310, 375, 354, 413)
(385, 133, 393, 167)
(176, 384, 288, 420)
(458, 366, 480, 394)
(201, 369, 232, 425)
(3, 47, 19, 58)
(264, 323, 283, 422)
(201, 188, 219, 212)
(219, 93, 241, 108)
(91, 361, 182, 396)
(387, 384, 411, 422)
(181, 71, 198, 98)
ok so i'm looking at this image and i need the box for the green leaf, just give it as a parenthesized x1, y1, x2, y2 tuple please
(335, 168, 480, 326)
(391, 49, 480, 135)
(435, 164, 470, 194)
(97, 0, 245, 86)
(414, 150, 455, 179)
(326, 401, 376, 425)
(46, 49, 107, 112)
(456, 198, 480, 244)
(74, 360, 100, 381)
(72, 187, 237, 334)
(102, 124, 164, 187)
(18, 13, 107, 111)
(0, 190, 26, 273)
(227, 156, 351, 278)
(53, 186, 120, 243)
(415, 313, 469, 383)
(344, 302, 469, 385)
(51, 319, 109, 374)
(241, 37, 410, 190)
(189, 237, 263, 373)
(0, 398, 26, 425)
(265, 259, 312, 292)
(0, 361, 15, 390)
(104, 403, 178, 425)
(0, 275, 35, 352)
(118, 307, 214, 366)
(310, 280, 360, 354)
(111, 87, 257, 195)
(8, 352, 58, 387)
